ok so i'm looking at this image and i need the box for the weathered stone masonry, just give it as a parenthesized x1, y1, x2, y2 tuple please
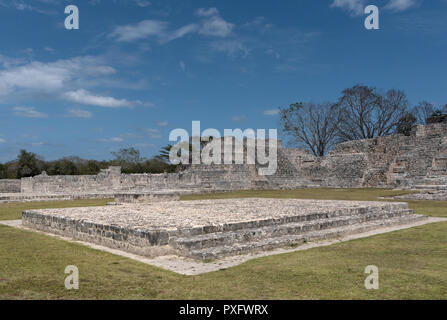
(0, 179, 21, 193)
(265, 123, 447, 189)
(21, 199, 427, 260)
(12, 123, 447, 194)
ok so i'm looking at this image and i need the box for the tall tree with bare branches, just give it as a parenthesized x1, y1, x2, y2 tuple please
(412, 101, 435, 124)
(279, 102, 337, 156)
(331, 85, 408, 142)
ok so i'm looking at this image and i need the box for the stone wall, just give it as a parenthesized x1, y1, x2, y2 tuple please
(15, 123, 447, 194)
(20, 167, 122, 194)
(20, 167, 201, 194)
(0, 179, 21, 193)
(22, 210, 176, 258)
(265, 123, 447, 189)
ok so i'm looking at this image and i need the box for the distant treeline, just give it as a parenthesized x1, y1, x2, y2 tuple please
(0, 147, 176, 179)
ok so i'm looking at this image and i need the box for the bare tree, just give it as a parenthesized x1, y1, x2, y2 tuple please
(332, 85, 408, 142)
(279, 102, 337, 156)
(111, 148, 145, 165)
(412, 101, 435, 124)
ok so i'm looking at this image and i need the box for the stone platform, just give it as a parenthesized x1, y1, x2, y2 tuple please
(114, 192, 180, 203)
(22, 198, 427, 261)
(0, 189, 196, 203)
(0, 192, 115, 203)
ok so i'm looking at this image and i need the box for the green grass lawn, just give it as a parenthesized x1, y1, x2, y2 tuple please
(0, 189, 446, 300)
(181, 188, 415, 201)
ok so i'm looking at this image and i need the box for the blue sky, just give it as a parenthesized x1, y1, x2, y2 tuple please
(0, 0, 446, 162)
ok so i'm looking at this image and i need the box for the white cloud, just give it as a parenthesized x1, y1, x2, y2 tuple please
(0, 138, 5, 143)
(110, 20, 168, 42)
(210, 40, 249, 57)
(134, 0, 150, 7)
(263, 109, 280, 116)
(66, 108, 94, 119)
(0, 61, 70, 94)
(0, 56, 115, 98)
(195, 7, 219, 17)
(13, 106, 48, 118)
(95, 137, 124, 143)
(331, 0, 418, 15)
(141, 128, 162, 139)
(107, 137, 124, 143)
(231, 115, 246, 122)
(330, 0, 366, 16)
(110, 8, 234, 43)
(197, 9, 234, 37)
(0, 0, 56, 15)
(110, 19, 199, 43)
(88, 0, 151, 7)
(179, 60, 186, 72)
(164, 24, 199, 42)
(62, 89, 133, 108)
(0, 55, 152, 109)
(385, 0, 418, 11)
(0, 54, 25, 68)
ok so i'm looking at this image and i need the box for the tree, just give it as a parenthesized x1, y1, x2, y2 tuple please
(16, 150, 42, 178)
(396, 112, 417, 136)
(156, 144, 174, 163)
(427, 110, 447, 124)
(0, 163, 5, 179)
(142, 157, 175, 173)
(47, 159, 79, 175)
(279, 102, 337, 156)
(0, 161, 19, 179)
(332, 85, 408, 142)
(157, 137, 214, 166)
(111, 148, 145, 165)
(83, 160, 101, 175)
(412, 101, 435, 124)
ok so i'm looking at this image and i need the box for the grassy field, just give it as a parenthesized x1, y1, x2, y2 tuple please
(0, 189, 446, 300)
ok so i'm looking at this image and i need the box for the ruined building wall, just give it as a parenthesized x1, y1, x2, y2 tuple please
(0, 179, 21, 193)
(270, 123, 447, 189)
(20, 167, 201, 194)
(20, 167, 123, 194)
(16, 123, 447, 194)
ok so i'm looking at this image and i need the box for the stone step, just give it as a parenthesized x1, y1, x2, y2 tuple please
(172, 209, 413, 251)
(172, 203, 410, 238)
(414, 185, 447, 190)
(188, 214, 427, 260)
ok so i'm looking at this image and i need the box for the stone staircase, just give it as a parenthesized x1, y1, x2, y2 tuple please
(169, 203, 426, 260)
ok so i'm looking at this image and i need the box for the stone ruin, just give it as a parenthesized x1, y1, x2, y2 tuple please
(1, 122, 445, 202)
(22, 198, 426, 260)
(10, 123, 447, 261)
